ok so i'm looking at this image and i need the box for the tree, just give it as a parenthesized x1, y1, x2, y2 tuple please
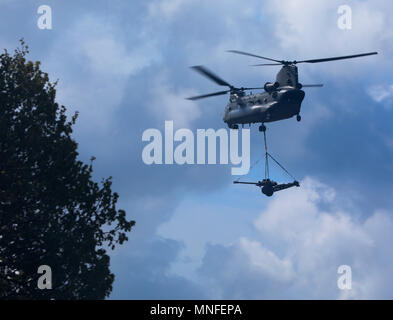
(0, 41, 135, 299)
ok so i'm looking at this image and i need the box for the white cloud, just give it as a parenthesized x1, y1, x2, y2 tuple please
(264, 0, 392, 77)
(148, 71, 201, 127)
(197, 177, 393, 299)
(265, 0, 387, 53)
(43, 14, 160, 131)
(239, 238, 294, 283)
(367, 84, 393, 106)
(68, 15, 160, 77)
(147, 0, 186, 20)
(80, 35, 154, 76)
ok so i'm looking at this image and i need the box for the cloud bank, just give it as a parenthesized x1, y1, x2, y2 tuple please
(197, 177, 393, 299)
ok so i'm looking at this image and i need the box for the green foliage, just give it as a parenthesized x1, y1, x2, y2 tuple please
(0, 40, 135, 299)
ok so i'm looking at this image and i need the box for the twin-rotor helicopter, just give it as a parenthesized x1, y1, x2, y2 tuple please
(187, 50, 378, 196)
(187, 50, 378, 132)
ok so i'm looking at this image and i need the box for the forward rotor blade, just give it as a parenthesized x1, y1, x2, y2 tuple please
(227, 50, 282, 63)
(190, 66, 232, 87)
(302, 84, 324, 87)
(186, 90, 229, 100)
(296, 52, 378, 64)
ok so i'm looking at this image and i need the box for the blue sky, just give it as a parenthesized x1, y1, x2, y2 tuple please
(2, 0, 393, 299)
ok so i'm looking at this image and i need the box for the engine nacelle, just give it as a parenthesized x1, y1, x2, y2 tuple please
(264, 81, 279, 93)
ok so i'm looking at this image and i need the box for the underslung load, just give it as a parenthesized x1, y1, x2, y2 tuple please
(234, 128, 299, 197)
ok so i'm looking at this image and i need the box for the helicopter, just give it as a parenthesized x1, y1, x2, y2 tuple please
(187, 50, 378, 132)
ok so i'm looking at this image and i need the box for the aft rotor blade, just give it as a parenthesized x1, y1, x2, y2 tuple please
(186, 90, 229, 100)
(227, 50, 282, 63)
(296, 52, 378, 64)
(251, 63, 284, 66)
(302, 84, 324, 87)
(190, 66, 232, 87)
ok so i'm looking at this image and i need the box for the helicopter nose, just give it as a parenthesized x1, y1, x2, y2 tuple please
(280, 89, 305, 104)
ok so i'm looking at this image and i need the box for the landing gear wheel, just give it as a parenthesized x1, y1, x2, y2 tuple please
(296, 114, 301, 122)
(259, 124, 266, 132)
(231, 124, 239, 130)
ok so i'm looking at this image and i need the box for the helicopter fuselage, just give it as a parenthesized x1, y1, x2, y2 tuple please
(188, 52, 377, 129)
(223, 86, 305, 128)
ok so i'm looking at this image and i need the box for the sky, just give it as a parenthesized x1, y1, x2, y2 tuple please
(1, 0, 393, 299)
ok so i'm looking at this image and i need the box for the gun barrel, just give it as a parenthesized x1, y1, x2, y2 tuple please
(233, 181, 258, 185)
